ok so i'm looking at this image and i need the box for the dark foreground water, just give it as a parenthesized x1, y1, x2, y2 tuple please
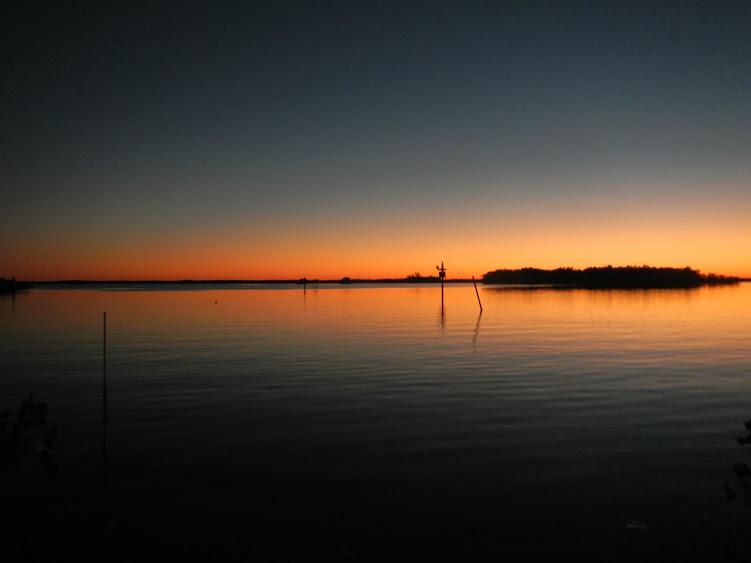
(2, 283, 751, 561)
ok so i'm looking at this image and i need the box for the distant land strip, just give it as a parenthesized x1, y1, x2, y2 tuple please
(1, 268, 746, 292)
(10, 276, 472, 287)
(482, 266, 741, 288)
(0, 274, 470, 293)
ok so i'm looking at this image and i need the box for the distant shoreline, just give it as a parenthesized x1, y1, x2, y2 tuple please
(28, 278, 474, 286)
(2, 269, 747, 291)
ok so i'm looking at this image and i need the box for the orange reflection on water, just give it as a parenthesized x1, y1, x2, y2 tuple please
(3, 283, 750, 359)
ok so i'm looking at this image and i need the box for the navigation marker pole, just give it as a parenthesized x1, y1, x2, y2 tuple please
(436, 261, 446, 310)
(472, 276, 483, 313)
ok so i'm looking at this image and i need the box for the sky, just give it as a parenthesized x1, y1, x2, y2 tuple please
(2, 1, 750, 280)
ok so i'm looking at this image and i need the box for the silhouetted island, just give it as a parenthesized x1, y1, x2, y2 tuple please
(482, 266, 740, 288)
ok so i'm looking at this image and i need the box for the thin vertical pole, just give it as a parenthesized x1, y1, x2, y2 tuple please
(472, 276, 483, 313)
(101, 312, 109, 500)
(437, 261, 446, 314)
(103, 312, 107, 425)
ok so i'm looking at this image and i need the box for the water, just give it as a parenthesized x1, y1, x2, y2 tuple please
(2, 283, 750, 560)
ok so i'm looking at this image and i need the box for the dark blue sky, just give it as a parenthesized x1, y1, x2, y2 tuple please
(3, 1, 750, 278)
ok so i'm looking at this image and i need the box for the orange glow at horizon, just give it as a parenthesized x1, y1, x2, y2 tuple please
(4, 185, 750, 280)
(4, 216, 749, 280)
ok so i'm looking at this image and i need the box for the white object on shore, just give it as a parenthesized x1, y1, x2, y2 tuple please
(626, 521, 648, 532)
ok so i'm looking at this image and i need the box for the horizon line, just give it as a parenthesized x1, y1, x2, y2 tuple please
(4, 265, 750, 284)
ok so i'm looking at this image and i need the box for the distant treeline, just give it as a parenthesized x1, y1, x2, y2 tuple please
(482, 266, 741, 288)
(404, 273, 441, 283)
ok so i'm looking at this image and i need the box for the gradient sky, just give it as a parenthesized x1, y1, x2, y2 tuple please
(2, 1, 750, 280)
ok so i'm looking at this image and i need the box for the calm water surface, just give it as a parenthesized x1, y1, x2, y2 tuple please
(2, 283, 750, 560)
